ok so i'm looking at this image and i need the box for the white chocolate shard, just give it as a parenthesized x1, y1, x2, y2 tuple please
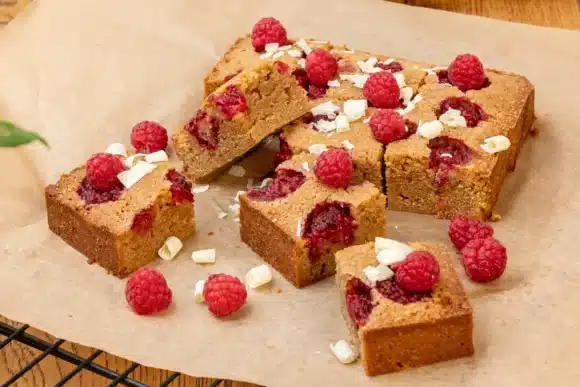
(144, 150, 168, 163)
(363, 264, 394, 283)
(343, 99, 367, 121)
(287, 49, 302, 58)
(481, 135, 511, 154)
(301, 162, 311, 172)
(105, 143, 127, 157)
(228, 165, 246, 177)
(192, 184, 210, 194)
(335, 115, 351, 132)
(117, 161, 157, 189)
(312, 101, 340, 117)
(327, 80, 341, 88)
(264, 43, 280, 54)
(342, 140, 355, 151)
(194, 280, 205, 304)
(308, 144, 328, 155)
(158, 236, 183, 261)
(394, 72, 406, 88)
(330, 340, 359, 364)
(375, 237, 413, 266)
(417, 120, 443, 139)
(296, 39, 312, 55)
(191, 249, 216, 264)
(340, 73, 369, 88)
(246, 264, 273, 289)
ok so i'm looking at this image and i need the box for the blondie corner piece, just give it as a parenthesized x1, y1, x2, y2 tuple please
(239, 154, 386, 288)
(173, 60, 312, 183)
(45, 160, 195, 278)
(335, 241, 473, 376)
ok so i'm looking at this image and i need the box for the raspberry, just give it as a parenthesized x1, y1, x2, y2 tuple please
(125, 268, 172, 315)
(313, 148, 353, 189)
(448, 216, 494, 250)
(307, 84, 328, 100)
(439, 97, 487, 128)
(302, 110, 340, 127)
(274, 137, 293, 165)
(395, 251, 440, 292)
(130, 121, 168, 154)
(461, 237, 507, 283)
(369, 109, 407, 145)
(436, 69, 450, 84)
(203, 274, 247, 317)
(292, 69, 309, 90)
(375, 277, 431, 304)
(447, 54, 486, 92)
(86, 153, 125, 191)
(428, 136, 473, 173)
(274, 60, 290, 75)
(303, 201, 356, 261)
(345, 277, 373, 328)
(185, 110, 220, 151)
(131, 207, 154, 233)
(363, 71, 401, 108)
(211, 85, 248, 120)
(305, 49, 338, 87)
(405, 119, 418, 135)
(251, 17, 288, 52)
(247, 168, 305, 201)
(337, 58, 357, 73)
(377, 61, 403, 73)
(166, 169, 193, 205)
(77, 177, 124, 205)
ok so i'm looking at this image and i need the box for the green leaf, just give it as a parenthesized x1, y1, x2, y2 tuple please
(0, 121, 48, 148)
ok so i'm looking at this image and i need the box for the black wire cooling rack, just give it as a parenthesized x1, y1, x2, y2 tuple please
(0, 320, 225, 386)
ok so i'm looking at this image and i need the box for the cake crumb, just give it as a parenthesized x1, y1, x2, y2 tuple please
(490, 213, 502, 222)
(208, 231, 214, 236)
(274, 287, 282, 293)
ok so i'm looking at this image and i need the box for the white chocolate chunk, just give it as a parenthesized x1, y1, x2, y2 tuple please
(363, 264, 394, 283)
(278, 45, 292, 51)
(327, 80, 341, 88)
(481, 135, 511, 154)
(440, 153, 453, 158)
(194, 280, 205, 304)
(343, 99, 367, 121)
(297, 59, 306, 69)
(296, 39, 312, 55)
(265, 43, 280, 54)
(246, 264, 273, 289)
(259, 52, 273, 60)
(375, 238, 413, 266)
(342, 140, 355, 151)
(394, 72, 406, 88)
(439, 111, 467, 127)
(308, 144, 328, 155)
(123, 153, 145, 168)
(272, 51, 284, 59)
(117, 161, 157, 189)
(340, 73, 369, 88)
(357, 57, 381, 74)
(412, 94, 423, 104)
(192, 184, 210, 194)
(287, 49, 302, 58)
(302, 162, 311, 172)
(191, 249, 216, 264)
(417, 120, 443, 139)
(335, 114, 351, 132)
(144, 150, 168, 163)
(312, 101, 340, 116)
(228, 165, 246, 177)
(330, 340, 359, 364)
(400, 87, 414, 105)
(158, 236, 183, 261)
(296, 218, 303, 237)
(217, 211, 228, 219)
(105, 143, 127, 157)
(314, 119, 337, 133)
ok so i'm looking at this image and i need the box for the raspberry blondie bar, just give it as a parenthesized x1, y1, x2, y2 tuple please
(46, 152, 195, 277)
(239, 153, 386, 287)
(173, 60, 311, 183)
(205, 18, 535, 219)
(335, 239, 474, 376)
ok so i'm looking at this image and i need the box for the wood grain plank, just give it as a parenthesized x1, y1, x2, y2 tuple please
(0, 0, 578, 386)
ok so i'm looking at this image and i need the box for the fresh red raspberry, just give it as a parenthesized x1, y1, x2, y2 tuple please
(369, 109, 407, 145)
(305, 49, 338, 87)
(395, 251, 440, 292)
(447, 54, 486, 92)
(461, 237, 507, 283)
(314, 148, 353, 189)
(203, 274, 247, 317)
(363, 71, 401, 108)
(251, 17, 288, 52)
(125, 268, 172, 315)
(211, 85, 248, 120)
(375, 277, 431, 304)
(130, 121, 168, 154)
(448, 216, 494, 250)
(377, 61, 403, 73)
(345, 277, 373, 328)
(86, 153, 125, 191)
(439, 97, 487, 128)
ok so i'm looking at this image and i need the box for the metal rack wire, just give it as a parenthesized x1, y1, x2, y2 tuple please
(0, 321, 224, 386)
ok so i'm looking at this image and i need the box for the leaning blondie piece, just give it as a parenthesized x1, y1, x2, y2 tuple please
(173, 60, 311, 183)
(239, 154, 386, 287)
(46, 158, 195, 277)
(335, 240, 474, 376)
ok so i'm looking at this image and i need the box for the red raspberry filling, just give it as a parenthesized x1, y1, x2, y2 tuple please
(274, 137, 293, 165)
(345, 277, 373, 328)
(302, 201, 357, 261)
(130, 121, 168, 154)
(305, 49, 338, 87)
(436, 69, 451, 85)
(251, 17, 288, 52)
(337, 58, 357, 73)
(210, 85, 248, 120)
(185, 110, 220, 151)
(292, 69, 328, 100)
(302, 110, 340, 127)
(377, 61, 403, 73)
(131, 207, 155, 233)
(247, 169, 305, 201)
(461, 237, 507, 283)
(405, 119, 418, 135)
(274, 60, 290, 75)
(448, 215, 494, 250)
(439, 97, 487, 128)
(77, 177, 124, 205)
(428, 136, 473, 186)
(166, 169, 194, 205)
(375, 277, 431, 305)
(363, 71, 401, 109)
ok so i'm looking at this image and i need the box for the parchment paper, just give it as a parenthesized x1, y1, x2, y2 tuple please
(1, 0, 579, 385)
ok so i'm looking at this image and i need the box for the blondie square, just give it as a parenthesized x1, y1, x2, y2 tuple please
(46, 158, 195, 277)
(335, 240, 474, 376)
(239, 153, 386, 287)
(173, 60, 312, 183)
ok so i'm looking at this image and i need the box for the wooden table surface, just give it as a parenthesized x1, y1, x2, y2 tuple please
(1, 0, 578, 386)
